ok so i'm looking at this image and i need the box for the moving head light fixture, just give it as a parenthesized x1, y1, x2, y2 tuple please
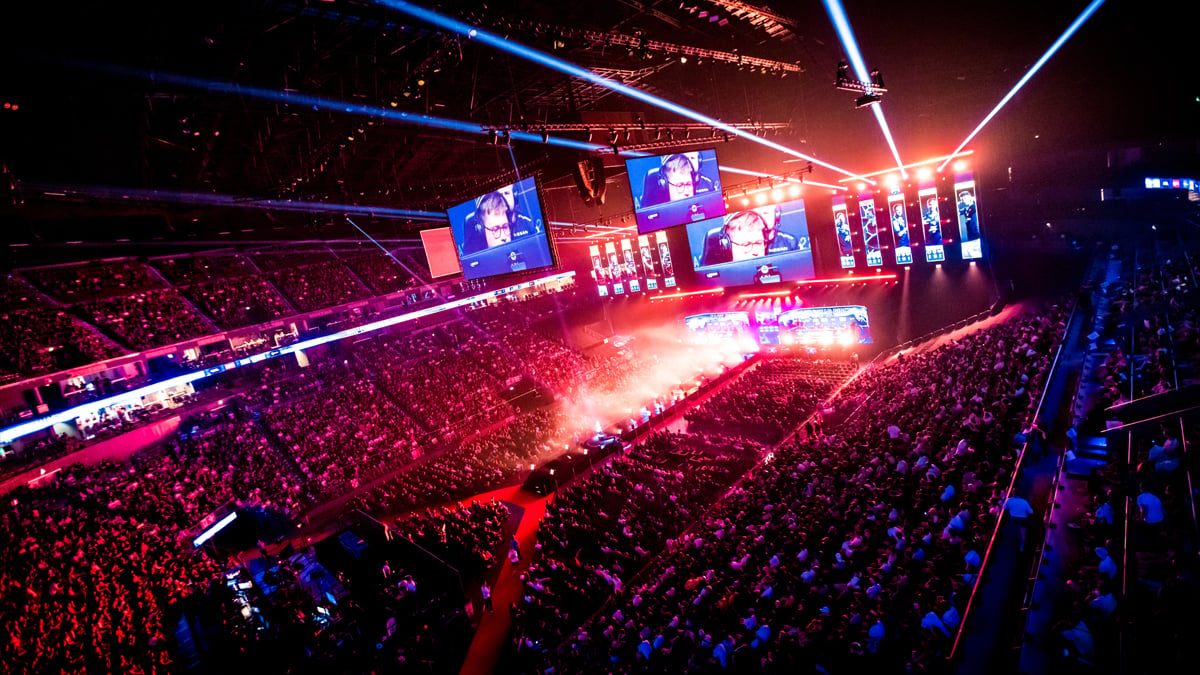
(835, 61, 887, 108)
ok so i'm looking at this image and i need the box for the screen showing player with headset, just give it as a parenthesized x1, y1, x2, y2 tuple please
(625, 148, 725, 234)
(685, 198, 815, 289)
(446, 175, 556, 280)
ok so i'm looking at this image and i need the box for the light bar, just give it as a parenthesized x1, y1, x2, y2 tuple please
(938, 0, 1107, 171)
(796, 273, 896, 285)
(0, 271, 575, 445)
(29, 183, 447, 221)
(649, 288, 724, 301)
(373, 0, 874, 182)
(738, 290, 794, 299)
(835, 151, 976, 182)
(192, 512, 238, 548)
(820, 0, 905, 174)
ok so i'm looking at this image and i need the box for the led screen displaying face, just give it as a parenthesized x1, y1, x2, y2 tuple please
(686, 199, 815, 288)
(626, 149, 725, 234)
(446, 176, 555, 280)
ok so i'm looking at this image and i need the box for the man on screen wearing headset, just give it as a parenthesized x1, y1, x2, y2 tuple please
(700, 207, 797, 267)
(464, 186, 535, 254)
(641, 154, 717, 207)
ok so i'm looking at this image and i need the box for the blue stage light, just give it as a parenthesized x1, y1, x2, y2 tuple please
(31, 183, 448, 220)
(371, 0, 873, 182)
(939, 0, 1107, 170)
(80, 61, 616, 154)
(820, 0, 905, 175)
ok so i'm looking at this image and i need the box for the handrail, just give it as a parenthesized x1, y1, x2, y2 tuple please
(1179, 416, 1199, 539)
(947, 296, 1080, 659)
(1119, 429, 1132, 675)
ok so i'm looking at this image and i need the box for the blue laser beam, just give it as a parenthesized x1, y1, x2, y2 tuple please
(820, 0, 905, 175)
(938, 0, 1107, 170)
(75, 61, 855, 205)
(371, 0, 874, 182)
(28, 183, 448, 220)
(77, 61, 613, 154)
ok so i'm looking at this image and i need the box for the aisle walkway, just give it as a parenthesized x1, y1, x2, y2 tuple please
(459, 484, 549, 675)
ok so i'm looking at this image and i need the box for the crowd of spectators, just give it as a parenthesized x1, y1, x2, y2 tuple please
(507, 303, 1069, 674)
(151, 254, 256, 287)
(270, 260, 372, 312)
(24, 260, 163, 302)
(397, 500, 510, 576)
(353, 330, 516, 436)
(353, 409, 565, 515)
(509, 433, 761, 668)
(0, 306, 125, 382)
(81, 289, 213, 350)
(1053, 252, 1199, 669)
(184, 276, 292, 330)
(0, 404, 307, 674)
(685, 359, 854, 444)
(250, 250, 337, 273)
(336, 250, 421, 296)
(261, 360, 426, 500)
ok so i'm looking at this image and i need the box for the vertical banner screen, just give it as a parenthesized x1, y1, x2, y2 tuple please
(833, 197, 855, 269)
(918, 182, 945, 263)
(886, 191, 913, 265)
(954, 172, 982, 260)
(656, 231, 677, 288)
(622, 239, 640, 293)
(859, 193, 883, 267)
(606, 242, 624, 294)
(589, 244, 609, 296)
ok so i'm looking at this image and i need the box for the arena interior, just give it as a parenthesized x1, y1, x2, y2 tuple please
(1, 1, 1198, 673)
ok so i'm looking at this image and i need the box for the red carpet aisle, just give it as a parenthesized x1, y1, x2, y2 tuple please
(459, 485, 550, 675)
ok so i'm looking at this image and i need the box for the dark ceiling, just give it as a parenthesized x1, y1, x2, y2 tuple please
(1, 0, 1196, 243)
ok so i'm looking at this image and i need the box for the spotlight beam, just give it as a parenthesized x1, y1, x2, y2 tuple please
(938, 0, 1107, 171)
(27, 183, 448, 220)
(820, 0, 905, 174)
(372, 0, 875, 183)
(81, 62, 793, 189)
(79, 62, 618, 154)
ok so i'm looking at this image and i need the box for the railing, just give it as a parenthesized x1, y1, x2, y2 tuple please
(947, 297, 1080, 660)
(1015, 450, 1067, 644)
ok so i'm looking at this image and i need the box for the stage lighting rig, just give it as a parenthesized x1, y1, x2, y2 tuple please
(835, 62, 887, 107)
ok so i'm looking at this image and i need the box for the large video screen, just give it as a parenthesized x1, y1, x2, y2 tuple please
(686, 199, 815, 289)
(954, 171, 982, 260)
(859, 193, 883, 267)
(446, 176, 555, 280)
(419, 227, 463, 278)
(777, 305, 872, 345)
(626, 149, 725, 234)
(918, 180, 945, 263)
(684, 312, 753, 344)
